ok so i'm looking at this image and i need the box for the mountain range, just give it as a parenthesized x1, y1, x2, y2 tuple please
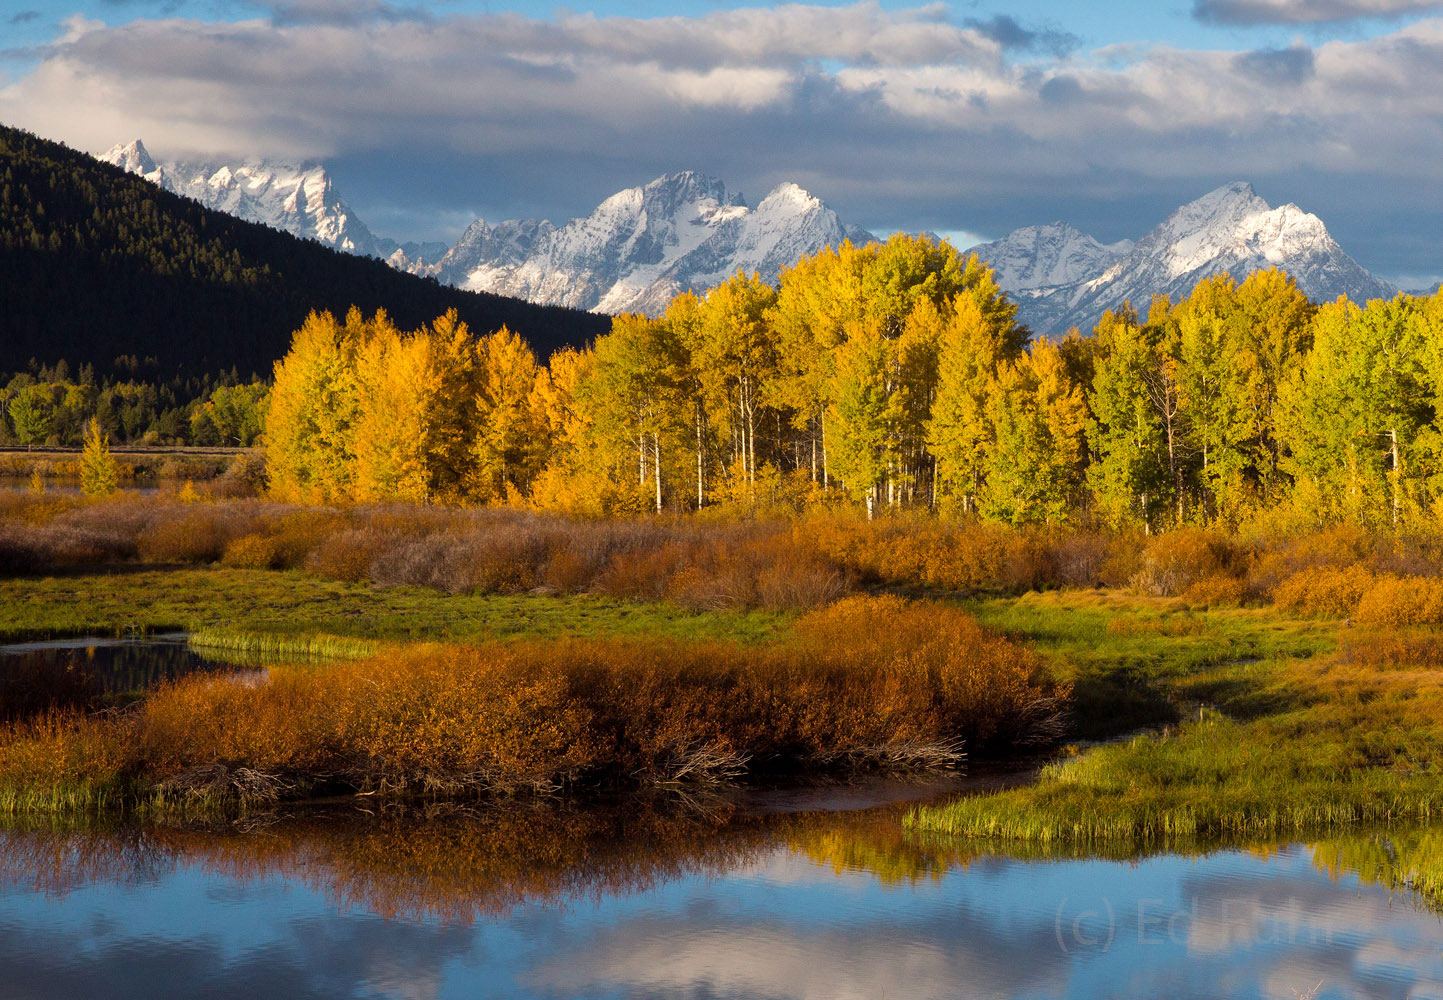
(406, 172, 876, 315)
(102, 140, 1405, 336)
(971, 182, 1401, 334)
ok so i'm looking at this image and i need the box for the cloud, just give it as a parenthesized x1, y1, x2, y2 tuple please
(962, 14, 1079, 56)
(8, 11, 42, 23)
(1193, 0, 1443, 25)
(2, 2, 1442, 276)
(258, 0, 434, 27)
(1232, 43, 1315, 84)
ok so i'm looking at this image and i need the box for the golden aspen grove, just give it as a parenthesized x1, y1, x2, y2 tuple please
(265, 233, 1443, 534)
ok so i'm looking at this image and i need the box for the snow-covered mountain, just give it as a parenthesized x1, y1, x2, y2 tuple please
(971, 183, 1397, 335)
(413, 171, 876, 315)
(969, 223, 1132, 296)
(100, 139, 384, 257)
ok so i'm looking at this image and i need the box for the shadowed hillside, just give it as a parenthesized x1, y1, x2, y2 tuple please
(0, 126, 609, 376)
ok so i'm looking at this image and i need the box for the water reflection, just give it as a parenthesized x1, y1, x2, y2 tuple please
(0, 636, 253, 720)
(1, 798, 1441, 999)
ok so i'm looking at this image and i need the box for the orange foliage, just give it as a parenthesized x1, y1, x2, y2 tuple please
(1130, 529, 1245, 598)
(1272, 565, 1375, 617)
(0, 597, 1068, 802)
(1354, 575, 1443, 626)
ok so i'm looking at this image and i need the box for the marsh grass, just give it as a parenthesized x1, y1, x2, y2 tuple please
(958, 589, 1336, 739)
(186, 628, 384, 663)
(0, 568, 792, 646)
(911, 608, 1443, 844)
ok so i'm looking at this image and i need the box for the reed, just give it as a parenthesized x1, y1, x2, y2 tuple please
(187, 628, 383, 662)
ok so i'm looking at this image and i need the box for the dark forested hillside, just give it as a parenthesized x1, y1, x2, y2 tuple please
(0, 126, 609, 376)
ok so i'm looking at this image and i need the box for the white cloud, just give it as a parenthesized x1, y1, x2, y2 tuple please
(3, 3, 1442, 273)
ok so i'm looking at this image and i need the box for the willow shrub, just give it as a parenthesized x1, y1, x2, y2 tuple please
(1354, 575, 1443, 626)
(0, 597, 1069, 808)
(1272, 565, 1376, 617)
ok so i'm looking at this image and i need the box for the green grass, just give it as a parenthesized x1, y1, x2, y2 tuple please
(959, 589, 1338, 738)
(0, 567, 793, 647)
(912, 589, 1443, 844)
(910, 717, 1443, 843)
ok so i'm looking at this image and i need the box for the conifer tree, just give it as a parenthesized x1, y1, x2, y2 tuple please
(79, 417, 119, 496)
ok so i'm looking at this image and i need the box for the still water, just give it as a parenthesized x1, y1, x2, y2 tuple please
(1, 789, 1440, 1000)
(0, 634, 254, 719)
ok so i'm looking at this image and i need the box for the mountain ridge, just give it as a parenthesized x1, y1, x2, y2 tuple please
(101, 139, 385, 258)
(411, 171, 878, 315)
(971, 182, 1398, 335)
(96, 142, 1401, 331)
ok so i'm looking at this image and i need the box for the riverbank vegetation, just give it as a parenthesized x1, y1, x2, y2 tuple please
(910, 588, 1443, 844)
(0, 596, 1066, 811)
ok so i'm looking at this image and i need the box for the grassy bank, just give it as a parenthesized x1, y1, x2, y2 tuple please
(0, 597, 1068, 813)
(0, 568, 791, 646)
(911, 591, 1443, 843)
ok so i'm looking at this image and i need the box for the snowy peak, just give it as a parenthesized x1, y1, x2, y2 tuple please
(968, 222, 1131, 293)
(103, 139, 157, 178)
(416, 172, 876, 315)
(974, 182, 1395, 336)
(1145, 182, 1268, 246)
(98, 140, 383, 258)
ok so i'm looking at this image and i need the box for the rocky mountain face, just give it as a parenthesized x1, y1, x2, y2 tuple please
(412, 171, 876, 315)
(101, 145, 874, 315)
(101, 142, 1391, 330)
(972, 183, 1398, 336)
(968, 223, 1132, 296)
(101, 140, 383, 257)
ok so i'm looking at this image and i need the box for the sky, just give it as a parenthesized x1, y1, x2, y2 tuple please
(2, 0, 1441, 287)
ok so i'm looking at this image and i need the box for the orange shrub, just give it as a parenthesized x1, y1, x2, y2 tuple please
(1355, 576, 1443, 626)
(1273, 565, 1375, 617)
(540, 548, 599, 594)
(222, 533, 286, 569)
(595, 543, 688, 601)
(1130, 529, 1245, 597)
(307, 528, 390, 582)
(135, 507, 251, 563)
(0, 597, 1069, 801)
(1181, 574, 1247, 607)
(806, 515, 1047, 593)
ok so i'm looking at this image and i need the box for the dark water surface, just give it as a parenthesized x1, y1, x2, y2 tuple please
(2, 784, 1440, 1000)
(0, 634, 256, 719)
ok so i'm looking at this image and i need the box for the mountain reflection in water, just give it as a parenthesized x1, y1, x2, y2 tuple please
(1, 793, 1442, 999)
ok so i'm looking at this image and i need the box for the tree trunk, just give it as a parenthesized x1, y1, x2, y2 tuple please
(1390, 428, 1400, 527)
(696, 407, 704, 510)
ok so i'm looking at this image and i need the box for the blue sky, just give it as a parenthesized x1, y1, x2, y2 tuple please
(3, 0, 1442, 285)
(2, 0, 1433, 50)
